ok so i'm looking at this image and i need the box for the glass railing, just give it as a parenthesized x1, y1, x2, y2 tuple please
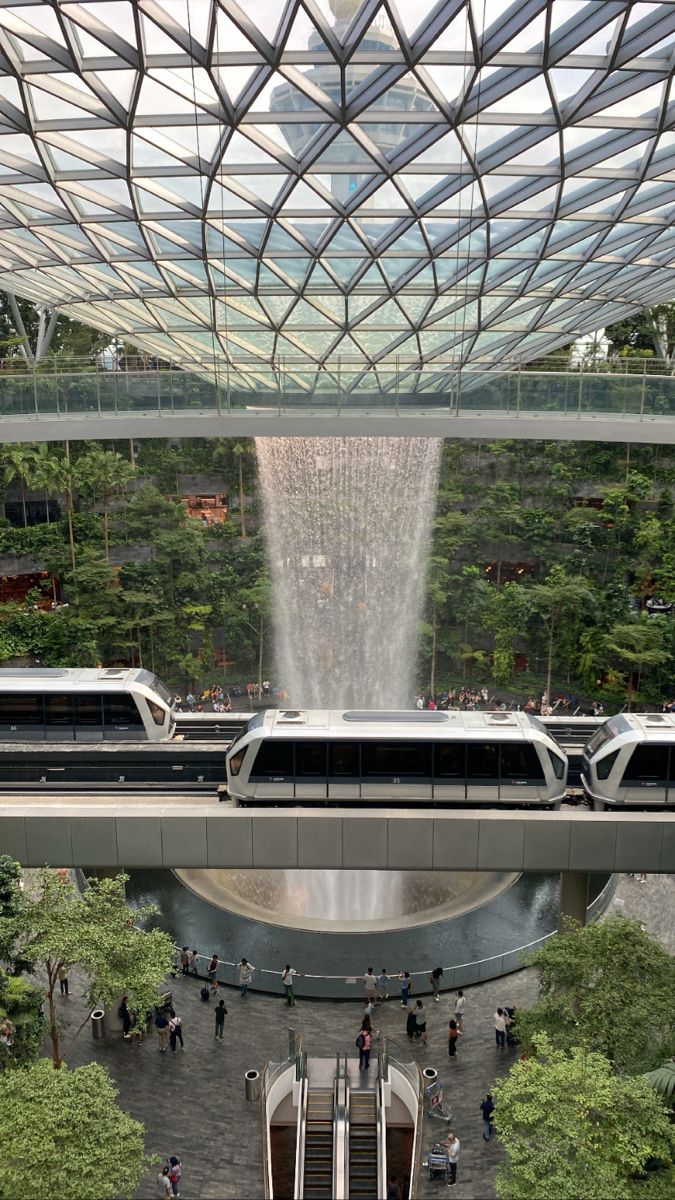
(262, 1033, 304, 1200)
(0, 357, 674, 421)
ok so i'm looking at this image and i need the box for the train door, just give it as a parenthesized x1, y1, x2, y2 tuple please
(499, 742, 547, 804)
(465, 742, 500, 803)
(432, 742, 466, 802)
(294, 741, 328, 801)
(618, 743, 668, 806)
(360, 741, 432, 802)
(247, 738, 295, 800)
(327, 741, 360, 801)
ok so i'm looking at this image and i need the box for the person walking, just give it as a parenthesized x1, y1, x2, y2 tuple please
(480, 1093, 495, 1141)
(118, 995, 132, 1039)
(179, 947, 189, 975)
(414, 999, 428, 1046)
(214, 999, 227, 1041)
(208, 953, 219, 994)
(169, 1010, 184, 1052)
(155, 1009, 169, 1053)
(58, 964, 69, 996)
(494, 1007, 507, 1050)
(406, 1006, 417, 1040)
(444, 1133, 460, 1186)
(377, 969, 390, 1002)
(454, 989, 465, 1030)
(357, 1023, 372, 1071)
(238, 957, 255, 998)
(448, 1018, 460, 1059)
(429, 966, 443, 1002)
(363, 967, 378, 1003)
(167, 1156, 181, 1198)
(157, 1166, 172, 1198)
(282, 964, 301, 1006)
(399, 970, 412, 1008)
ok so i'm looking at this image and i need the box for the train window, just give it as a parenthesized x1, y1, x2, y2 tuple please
(103, 695, 143, 726)
(74, 694, 103, 726)
(501, 743, 545, 781)
(586, 725, 615, 754)
(622, 745, 668, 782)
(147, 701, 166, 727)
(0, 693, 43, 724)
(44, 694, 73, 725)
(295, 741, 327, 777)
(362, 741, 431, 777)
(547, 749, 566, 780)
(466, 743, 500, 779)
(596, 750, 619, 780)
(329, 742, 359, 776)
(434, 742, 465, 778)
(251, 739, 294, 777)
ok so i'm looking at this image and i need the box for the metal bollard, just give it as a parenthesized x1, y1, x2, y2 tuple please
(244, 1069, 261, 1102)
(91, 1009, 106, 1040)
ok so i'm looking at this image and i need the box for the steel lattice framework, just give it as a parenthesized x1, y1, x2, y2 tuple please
(0, 0, 675, 388)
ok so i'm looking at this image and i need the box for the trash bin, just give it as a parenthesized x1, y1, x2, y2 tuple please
(91, 1009, 105, 1040)
(423, 1067, 438, 1085)
(244, 1069, 261, 1102)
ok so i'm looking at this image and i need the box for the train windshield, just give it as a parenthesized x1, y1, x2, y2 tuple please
(136, 670, 173, 708)
(228, 712, 262, 756)
(586, 724, 617, 754)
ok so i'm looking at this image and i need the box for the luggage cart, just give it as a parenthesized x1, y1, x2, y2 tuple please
(426, 1080, 452, 1123)
(426, 1143, 451, 1183)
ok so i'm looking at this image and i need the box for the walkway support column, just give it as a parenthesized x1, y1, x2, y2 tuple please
(558, 871, 589, 929)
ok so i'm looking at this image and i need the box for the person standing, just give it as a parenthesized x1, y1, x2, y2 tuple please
(399, 970, 412, 1008)
(494, 1007, 507, 1050)
(188, 949, 199, 976)
(214, 999, 227, 1041)
(238, 957, 255, 998)
(118, 995, 132, 1039)
(414, 999, 428, 1046)
(406, 1007, 417, 1040)
(157, 1166, 172, 1198)
(445, 1133, 460, 1186)
(58, 964, 69, 996)
(167, 1155, 181, 1198)
(169, 1010, 184, 1052)
(377, 969, 390, 1002)
(282, 964, 301, 1006)
(454, 989, 465, 1030)
(480, 1093, 495, 1141)
(363, 998, 376, 1024)
(179, 947, 189, 975)
(357, 1024, 372, 1071)
(448, 1019, 460, 1059)
(429, 966, 443, 1002)
(363, 967, 378, 1003)
(155, 1009, 169, 1053)
(208, 953, 219, 994)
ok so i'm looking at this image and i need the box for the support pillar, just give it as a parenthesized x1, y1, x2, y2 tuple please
(558, 871, 589, 929)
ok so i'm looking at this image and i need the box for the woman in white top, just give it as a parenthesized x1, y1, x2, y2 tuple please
(282, 964, 301, 1006)
(238, 958, 255, 998)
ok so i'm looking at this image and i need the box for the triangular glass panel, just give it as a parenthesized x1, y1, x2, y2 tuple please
(277, 179, 334, 212)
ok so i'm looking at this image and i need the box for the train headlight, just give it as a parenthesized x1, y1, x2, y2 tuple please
(229, 749, 246, 776)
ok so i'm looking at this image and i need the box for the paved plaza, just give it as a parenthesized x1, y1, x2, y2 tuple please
(55, 872, 674, 1200)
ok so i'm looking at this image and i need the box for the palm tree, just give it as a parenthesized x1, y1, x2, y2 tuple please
(29, 444, 62, 526)
(54, 444, 78, 574)
(232, 441, 251, 538)
(1, 444, 35, 527)
(75, 448, 135, 562)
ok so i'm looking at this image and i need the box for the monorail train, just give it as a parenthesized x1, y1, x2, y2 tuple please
(225, 709, 568, 808)
(581, 712, 675, 810)
(0, 668, 175, 742)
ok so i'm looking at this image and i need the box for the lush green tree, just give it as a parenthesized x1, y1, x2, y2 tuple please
(75, 447, 136, 561)
(528, 566, 595, 703)
(493, 1035, 674, 1200)
(3, 870, 174, 1068)
(1, 444, 35, 526)
(0, 971, 44, 1066)
(602, 616, 671, 709)
(0, 1059, 152, 1199)
(516, 916, 675, 1075)
(484, 582, 532, 687)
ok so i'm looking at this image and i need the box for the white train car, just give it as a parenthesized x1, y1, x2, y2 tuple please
(0, 667, 175, 741)
(225, 708, 567, 808)
(581, 712, 675, 810)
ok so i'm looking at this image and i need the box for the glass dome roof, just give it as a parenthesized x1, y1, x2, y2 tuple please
(0, 0, 673, 384)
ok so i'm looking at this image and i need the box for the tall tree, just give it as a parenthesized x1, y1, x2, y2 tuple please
(0, 1060, 153, 1200)
(1, 444, 35, 527)
(493, 1036, 674, 1200)
(528, 566, 594, 703)
(75, 447, 135, 561)
(4, 870, 174, 1069)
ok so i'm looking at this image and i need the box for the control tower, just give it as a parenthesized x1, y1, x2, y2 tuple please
(270, 0, 435, 205)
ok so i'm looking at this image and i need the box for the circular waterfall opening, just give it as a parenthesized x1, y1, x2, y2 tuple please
(174, 868, 518, 933)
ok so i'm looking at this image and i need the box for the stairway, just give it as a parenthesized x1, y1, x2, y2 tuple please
(349, 1092, 378, 1199)
(303, 1087, 334, 1200)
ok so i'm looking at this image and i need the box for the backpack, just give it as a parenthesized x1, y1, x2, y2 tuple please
(355, 1033, 365, 1050)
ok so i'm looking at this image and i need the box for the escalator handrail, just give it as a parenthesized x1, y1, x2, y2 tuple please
(376, 1073, 388, 1200)
(332, 1055, 347, 1200)
(293, 1073, 309, 1200)
(342, 1074, 350, 1200)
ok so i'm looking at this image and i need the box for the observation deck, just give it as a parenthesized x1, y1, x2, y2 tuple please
(0, 357, 674, 442)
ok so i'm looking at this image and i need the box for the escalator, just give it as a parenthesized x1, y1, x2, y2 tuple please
(303, 1087, 335, 1199)
(348, 1091, 378, 1199)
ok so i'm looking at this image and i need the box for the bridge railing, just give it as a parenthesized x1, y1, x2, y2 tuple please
(0, 356, 674, 420)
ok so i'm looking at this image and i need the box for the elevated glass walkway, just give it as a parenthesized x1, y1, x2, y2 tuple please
(0, 357, 674, 442)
